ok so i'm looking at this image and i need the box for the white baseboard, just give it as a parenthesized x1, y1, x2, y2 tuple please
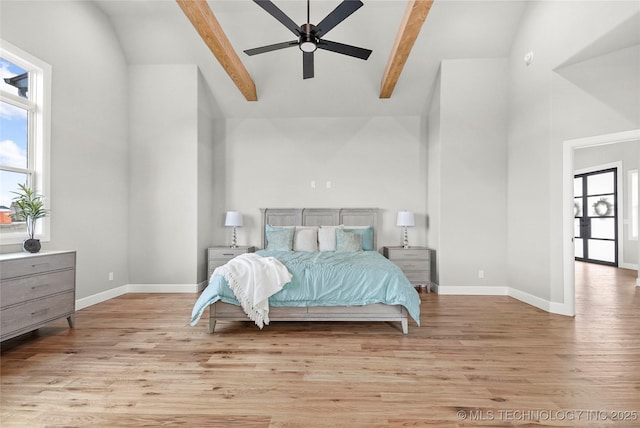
(619, 262, 638, 270)
(508, 287, 574, 316)
(435, 285, 508, 295)
(433, 284, 574, 316)
(78, 280, 582, 316)
(75, 283, 203, 311)
(75, 285, 129, 310)
(127, 283, 201, 293)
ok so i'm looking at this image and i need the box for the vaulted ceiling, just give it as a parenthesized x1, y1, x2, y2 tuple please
(95, 0, 528, 118)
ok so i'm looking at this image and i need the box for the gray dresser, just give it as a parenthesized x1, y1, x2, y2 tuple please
(383, 246, 431, 291)
(207, 246, 256, 278)
(1, 251, 76, 341)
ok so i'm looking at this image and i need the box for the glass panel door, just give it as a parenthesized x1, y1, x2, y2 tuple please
(574, 168, 618, 266)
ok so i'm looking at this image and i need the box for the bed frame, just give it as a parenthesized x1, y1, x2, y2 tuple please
(208, 208, 410, 334)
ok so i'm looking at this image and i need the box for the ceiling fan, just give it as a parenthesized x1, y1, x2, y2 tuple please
(244, 0, 372, 79)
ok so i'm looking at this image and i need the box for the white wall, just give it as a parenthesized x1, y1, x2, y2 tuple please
(221, 116, 428, 250)
(128, 64, 199, 285)
(427, 71, 442, 283)
(197, 72, 219, 283)
(507, 1, 640, 303)
(0, 1, 130, 299)
(429, 58, 509, 289)
(557, 45, 640, 125)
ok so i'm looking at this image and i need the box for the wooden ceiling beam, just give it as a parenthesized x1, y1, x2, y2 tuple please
(379, 0, 434, 99)
(176, 0, 257, 101)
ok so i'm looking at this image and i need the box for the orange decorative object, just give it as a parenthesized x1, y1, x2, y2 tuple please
(0, 209, 12, 224)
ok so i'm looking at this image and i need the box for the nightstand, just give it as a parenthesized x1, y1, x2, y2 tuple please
(207, 246, 256, 278)
(383, 246, 431, 292)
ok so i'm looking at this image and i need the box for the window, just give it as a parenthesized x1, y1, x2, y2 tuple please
(0, 40, 51, 244)
(630, 169, 638, 240)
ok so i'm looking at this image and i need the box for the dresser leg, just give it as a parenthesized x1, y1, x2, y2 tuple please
(67, 315, 75, 328)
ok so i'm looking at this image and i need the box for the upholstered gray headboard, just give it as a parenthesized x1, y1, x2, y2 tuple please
(260, 208, 378, 250)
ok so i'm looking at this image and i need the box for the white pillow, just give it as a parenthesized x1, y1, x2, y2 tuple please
(294, 227, 318, 252)
(318, 225, 344, 251)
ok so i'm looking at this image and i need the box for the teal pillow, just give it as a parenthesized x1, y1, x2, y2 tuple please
(336, 229, 362, 252)
(343, 226, 374, 250)
(266, 226, 294, 251)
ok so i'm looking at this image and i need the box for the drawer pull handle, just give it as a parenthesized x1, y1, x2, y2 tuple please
(31, 283, 50, 290)
(31, 308, 49, 317)
(221, 253, 235, 256)
(31, 263, 50, 268)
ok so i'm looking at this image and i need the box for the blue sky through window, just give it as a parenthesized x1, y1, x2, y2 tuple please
(0, 57, 29, 208)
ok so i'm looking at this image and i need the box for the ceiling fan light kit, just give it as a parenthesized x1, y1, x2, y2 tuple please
(299, 24, 318, 53)
(245, 0, 372, 79)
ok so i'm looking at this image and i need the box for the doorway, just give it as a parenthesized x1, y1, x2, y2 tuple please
(562, 129, 640, 317)
(574, 167, 618, 266)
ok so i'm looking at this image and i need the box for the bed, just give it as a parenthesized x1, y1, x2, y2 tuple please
(190, 208, 421, 334)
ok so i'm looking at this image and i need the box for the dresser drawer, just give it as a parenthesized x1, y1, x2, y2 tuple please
(0, 252, 76, 280)
(392, 259, 430, 271)
(208, 262, 227, 278)
(384, 248, 430, 261)
(208, 258, 246, 277)
(208, 247, 254, 260)
(1, 291, 75, 340)
(403, 270, 430, 284)
(1, 269, 75, 308)
(207, 247, 256, 278)
(208, 257, 234, 271)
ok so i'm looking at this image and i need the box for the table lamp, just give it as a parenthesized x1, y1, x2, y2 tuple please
(396, 211, 415, 249)
(225, 211, 243, 248)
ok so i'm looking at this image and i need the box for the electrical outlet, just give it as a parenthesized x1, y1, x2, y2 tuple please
(478, 270, 485, 279)
(311, 181, 316, 188)
(109, 272, 114, 281)
(326, 181, 331, 189)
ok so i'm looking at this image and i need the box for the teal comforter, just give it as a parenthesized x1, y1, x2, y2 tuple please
(190, 250, 421, 326)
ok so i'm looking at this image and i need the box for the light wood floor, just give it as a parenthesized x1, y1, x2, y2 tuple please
(1, 263, 639, 427)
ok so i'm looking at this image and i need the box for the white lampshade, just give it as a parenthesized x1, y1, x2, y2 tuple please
(225, 211, 243, 227)
(396, 211, 415, 227)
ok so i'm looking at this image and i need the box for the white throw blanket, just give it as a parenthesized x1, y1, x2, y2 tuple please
(212, 253, 292, 329)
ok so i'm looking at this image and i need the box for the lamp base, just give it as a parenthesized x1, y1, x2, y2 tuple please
(230, 227, 237, 249)
(402, 227, 409, 249)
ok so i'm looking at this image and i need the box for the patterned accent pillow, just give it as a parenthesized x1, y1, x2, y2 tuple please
(335, 229, 362, 252)
(266, 227, 294, 251)
(343, 226, 374, 250)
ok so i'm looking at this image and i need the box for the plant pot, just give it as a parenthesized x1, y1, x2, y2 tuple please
(23, 238, 41, 253)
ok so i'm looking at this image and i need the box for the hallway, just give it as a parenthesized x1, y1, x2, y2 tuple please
(574, 261, 638, 317)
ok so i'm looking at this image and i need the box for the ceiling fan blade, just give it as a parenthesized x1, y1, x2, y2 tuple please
(314, 0, 363, 38)
(244, 40, 298, 56)
(253, 0, 301, 36)
(317, 39, 372, 60)
(303, 51, 314, 79)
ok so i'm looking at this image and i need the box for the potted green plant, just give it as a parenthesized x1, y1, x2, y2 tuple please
(11, 183, 47, 253)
